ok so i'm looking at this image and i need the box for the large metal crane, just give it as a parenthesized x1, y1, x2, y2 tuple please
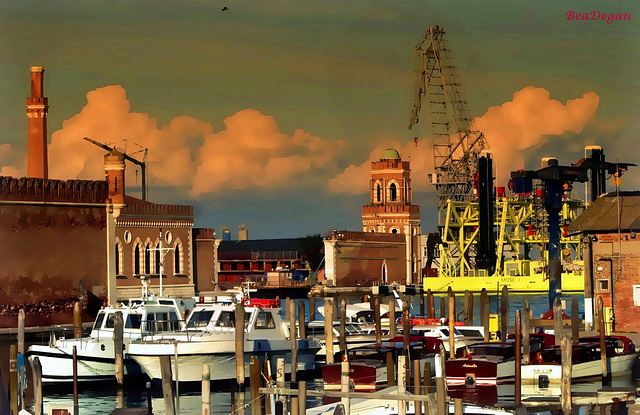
(83, 137, 148, 201)
(409, 25, 489, 225)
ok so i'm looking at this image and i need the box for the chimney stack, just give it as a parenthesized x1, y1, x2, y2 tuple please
(26, 66, 49, 179)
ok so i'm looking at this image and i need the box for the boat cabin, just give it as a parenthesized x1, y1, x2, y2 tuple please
(185, 299, 282, 333)
(90, 301, 183, 340)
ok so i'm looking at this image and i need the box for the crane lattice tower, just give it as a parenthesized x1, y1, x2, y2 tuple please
(409, 26, 489, 225)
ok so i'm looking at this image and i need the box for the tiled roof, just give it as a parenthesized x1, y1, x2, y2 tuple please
(568, 191, 640, 232)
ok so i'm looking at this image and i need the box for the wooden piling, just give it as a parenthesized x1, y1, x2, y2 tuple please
(397, 355, 407, 415)
(402, 299, 410, 352)
(160, 355, 176, 415)
(325, 298, 334, 365)
(423, 361, 432, 389)
(454, 398, 463, 415)
(298, 301, 306, 339)
(440, 296, 446, 320)
(73, 300, 82, 339)
(500, 285, 508, 342)
(202, 364, 211, 415)
(263, 357, 272, 415)
(73, 345, 79, 413)
(340, 298, 347, 354)
(553, 296, 563, 341)
(309, 297, 316, 321)
(250, 356, 260, 415)
(413, 359, 422, 415)
(276, 358, 285, 410)
(235, 302, 246, 388)
(290, 396, 299, 415)
(463, 290, 471, 325)
(114, 310, 124, 386)
(298, 381, 307, 414)
(388, 297, 396, 337)
(341, 355, 350, 414)
(288, 299, 298, 382)
(386, 351, 395, 386)
(571, 296, 579, 344)
(10, 344, 18, 415)
(284, 297, 291, 321)
(374, 296, 382, 346)
(436, 377, 446, 415)
(598, 296, 607, 378)
(561, 336, 572, 415)
(427, 289, 435, 319)
(514, 310, 521, 405)
(448, 288, 455, 359)
(32, 356, 43, 415)
(483, 294, 490, 342)
(523, 299, 530, 364)
(18, 309, 25, 354)
(420, 291, 426, 317)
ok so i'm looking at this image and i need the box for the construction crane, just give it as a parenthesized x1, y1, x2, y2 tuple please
(409, 25, 489, 225)
(83, 137, 148, 201)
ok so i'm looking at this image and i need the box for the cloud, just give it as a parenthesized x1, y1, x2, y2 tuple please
(42, 85, 346, 197)
(328, 140, 433, 195)
(329, 86, 601, 195)
(474, 86, 600, 182)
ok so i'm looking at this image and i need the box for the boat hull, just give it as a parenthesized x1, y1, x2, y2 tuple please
(129, 338, 320, 382)
(26, 344, 142, 383)
(446, 359, 515, 386)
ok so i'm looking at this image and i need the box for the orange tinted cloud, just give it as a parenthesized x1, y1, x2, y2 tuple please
(328, 141, 433, 194)
(474, 86, 599, 181)
(46, 86, 345, 196)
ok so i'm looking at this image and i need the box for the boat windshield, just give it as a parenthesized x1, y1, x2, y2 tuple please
(187, 310, 215, 328)
(93, 312, 105, 330)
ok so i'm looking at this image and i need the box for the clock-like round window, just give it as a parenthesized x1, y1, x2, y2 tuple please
(165, 231, 173, 244)
(123, 230, 132, 244)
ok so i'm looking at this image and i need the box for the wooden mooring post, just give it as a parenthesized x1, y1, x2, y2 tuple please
(298, 380, 307, 414)
(397, 355, 407, 415)
(448, 288, 455, 359)
(386, 351, 395, 386)
(10, 344, 18, 415)
(18, 309, 25, 354)
(73, 300, 82, 339)
(298, 301, 306, 340)
(325, 298, 334, 364)
(500, 285, 508, 342)
(480, 288, 489, 341)
(341, 355, 350, 414)
(598, 296, 608, 379)
(388, 297, 396, 337)
(202, 365, 211, 415)
(340, 298, 347, 354)
(309, 297, 316, 321)
(288, 298, 298, 382)
(235, 302, 246, 389)
(73, 345, 79, 414)
(553, 296, 564, 341)
(114, 311, 124, 387)
(427, 289, 435, 319)
(571, 296, 579, 344)
(160, 355, 176, 415)
(403, 299, 410, 352)
(561, 336, 572, 415)
(523, 299, 530, 364)
(413, 359, 422, 415)
(374, 296, 382, 346)
(250, 356, 260, 415)
(31, 356, 43, 415)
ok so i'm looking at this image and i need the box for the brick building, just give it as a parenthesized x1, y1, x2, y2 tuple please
(569, 191, 640, 332)
(324, 149, 422, 286)
(0, 67, 215, 321)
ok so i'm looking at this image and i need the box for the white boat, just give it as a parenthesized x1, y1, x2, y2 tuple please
(306, 320, 384, 361)
(127, 298, 322, 382)
(26, 295, 189, 383)
(407, 321, 485, 353)
(521, 335, 639, 395)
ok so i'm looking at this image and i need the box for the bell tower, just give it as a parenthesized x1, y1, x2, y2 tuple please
(26, 66, 49, 179)
(362, 148, 420, 235)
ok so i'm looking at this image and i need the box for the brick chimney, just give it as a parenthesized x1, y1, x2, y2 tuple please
(26, 66, 49, 179)
(104, 149, 126, 205)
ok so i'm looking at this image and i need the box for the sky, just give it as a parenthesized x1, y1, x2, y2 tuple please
(1, 0, 638, 239)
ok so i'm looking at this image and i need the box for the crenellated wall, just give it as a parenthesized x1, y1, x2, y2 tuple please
(0, 176, 108, 203)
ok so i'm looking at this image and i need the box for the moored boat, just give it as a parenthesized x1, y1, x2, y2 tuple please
(521, 335, 639, 394)
(26, 296, 188, 383)
(127, 297, 321, 382)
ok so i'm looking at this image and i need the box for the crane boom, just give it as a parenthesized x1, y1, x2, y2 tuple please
(83, 137, 148, 201)
(409, 26, 489, 225)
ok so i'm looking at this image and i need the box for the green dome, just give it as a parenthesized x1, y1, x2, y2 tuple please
(380, 148, 401, 160)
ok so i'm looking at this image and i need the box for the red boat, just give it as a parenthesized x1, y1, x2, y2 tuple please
(446, 333, 554, 387)
(321, 336, 442, 391)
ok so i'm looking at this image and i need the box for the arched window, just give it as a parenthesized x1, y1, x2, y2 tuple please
(391, 228, 398, 234)
(144, 244, 151, 274)
(376, 183, 382, 202)
(155, 242, 161, 275)
(389, 183, 397, 201)
(134, 242, 141, 275)
(381, 262, 387, 285)
(174, 240, 183, 274)
(115, 241, 123, 275)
